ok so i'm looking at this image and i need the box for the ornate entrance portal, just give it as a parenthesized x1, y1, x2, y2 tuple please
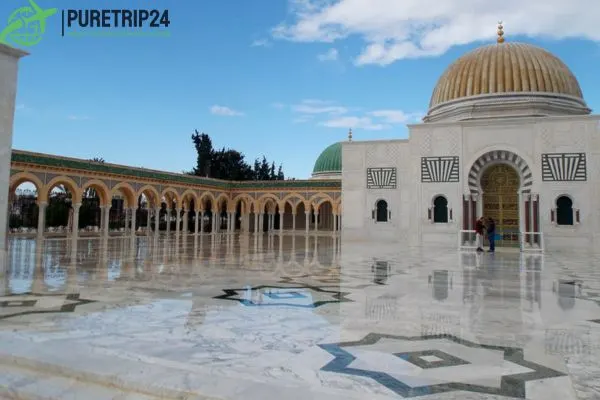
(480, 164, 520, 247)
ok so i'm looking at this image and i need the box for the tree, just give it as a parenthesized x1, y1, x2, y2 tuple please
(189, 131, 288, 181)
(277, 165, 284, 180)
(191, 130, 213, 177)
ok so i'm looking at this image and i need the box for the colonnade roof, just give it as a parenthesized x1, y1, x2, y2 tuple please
(10, 150, 341, 190)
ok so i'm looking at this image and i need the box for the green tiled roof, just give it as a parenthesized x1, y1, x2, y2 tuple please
(11, 150, 341, 190)
(312, 142, 342, 175)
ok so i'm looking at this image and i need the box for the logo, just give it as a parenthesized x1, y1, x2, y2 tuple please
(0, 0, 57, 47)
(0, 1, 171, 47)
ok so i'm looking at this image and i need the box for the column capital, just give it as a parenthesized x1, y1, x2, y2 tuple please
(38, 201, 48, 206)
(72, 203, 82, 208)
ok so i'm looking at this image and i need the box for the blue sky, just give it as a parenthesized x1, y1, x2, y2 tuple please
(5, 0, 600, 179)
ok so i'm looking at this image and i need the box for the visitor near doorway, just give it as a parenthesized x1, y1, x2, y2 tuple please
(475, 217, 485, 252)
(487, 218, 496, 253)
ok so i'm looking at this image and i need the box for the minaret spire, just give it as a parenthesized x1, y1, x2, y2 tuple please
(348, 128, 353, 142)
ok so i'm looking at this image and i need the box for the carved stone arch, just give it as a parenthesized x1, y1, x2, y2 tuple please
(315, 198, 334, 213)
(198, 192, 216, 211)
(45, 176, 81, 204)
(81, 178, 112, 206)
(9, 172, 45, 202)
(136, 185, 161, 208)
(214, 194, 230, 212)
(111, 182, 137, 208)
(308, 193, 335, 212)
(281, 193, 307, 214)
(333, 197, 342, 215)
(181, 189, 199, 211)
(231, 194, 254, 213)
(161, 187, 181, 208)
(257, 193, 280, 213)
(468, 150, 533, 194)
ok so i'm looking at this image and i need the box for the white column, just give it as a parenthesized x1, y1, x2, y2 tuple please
(305, 211, 310, 233)
(124, 208, 130, 233)
(279, 211, 284, 234)
(146, 207, 151, 235)
(103, 205, 111, 237)
(195, 211, 200, 235)
(314, 213, 319, 232)
(182, 210, 189, 234)
(227, 212, 232, 232)
(154, 208, 160, 235)
(166, 209, 171, 235)
(130, 207, 137, 236)
(175, 208, 181, 236)
(200, 211, 205, 234)
(292, 213, 296, 231)
(254, 213, 259, 233)
(37, 202, 47, 239)
(71, 203, 81, 239)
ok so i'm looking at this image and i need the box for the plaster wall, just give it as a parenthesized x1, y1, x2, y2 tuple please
(0, 45, 27, 271)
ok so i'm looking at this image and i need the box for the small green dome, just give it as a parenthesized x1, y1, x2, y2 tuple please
(312, 142, 342, 175)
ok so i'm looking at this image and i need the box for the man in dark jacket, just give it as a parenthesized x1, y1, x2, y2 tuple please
(475, 217, 485, 252)
(487, 218, 496, 253)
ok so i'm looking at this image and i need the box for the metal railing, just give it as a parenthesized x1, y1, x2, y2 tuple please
(458, 230, 544, 253)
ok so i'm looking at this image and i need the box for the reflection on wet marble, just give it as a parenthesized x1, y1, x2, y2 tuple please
(1, 234, 600, 399)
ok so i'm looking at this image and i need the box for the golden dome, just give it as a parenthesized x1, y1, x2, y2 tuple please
(429, 42, 584, 110)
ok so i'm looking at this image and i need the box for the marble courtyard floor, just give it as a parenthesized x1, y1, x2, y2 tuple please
(1, 235, 600, 400)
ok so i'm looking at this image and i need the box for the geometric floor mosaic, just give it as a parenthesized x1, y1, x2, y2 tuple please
(319, 333, 567, 398)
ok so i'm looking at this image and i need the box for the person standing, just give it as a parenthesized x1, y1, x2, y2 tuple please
(487, 218, 496, 253)
(475, 217, 485, 252)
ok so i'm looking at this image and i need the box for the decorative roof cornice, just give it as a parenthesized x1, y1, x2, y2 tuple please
(11, 150, 341, 190)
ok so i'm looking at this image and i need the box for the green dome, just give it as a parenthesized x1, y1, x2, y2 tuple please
(312, 142, 342, 175)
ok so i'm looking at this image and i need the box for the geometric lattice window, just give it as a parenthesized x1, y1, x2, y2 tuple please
(556, 196, 573, 226)
(541, 153, 586, 181)
(421, 156, 459, 183)
(367, 168, 397, 189)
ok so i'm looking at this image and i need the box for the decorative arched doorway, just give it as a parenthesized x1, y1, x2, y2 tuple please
(464, 149, 541, 250)
(480, 164, 520, 247)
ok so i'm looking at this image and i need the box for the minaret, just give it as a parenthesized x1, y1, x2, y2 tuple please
(497, 21, 505, 43)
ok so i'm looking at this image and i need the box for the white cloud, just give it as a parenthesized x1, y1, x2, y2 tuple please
(67, 115, 90, 121)
(368, 109, 423, 123)
(317, 48, 339, 61)
(251, 38, 271, 47)
(210, 105, 244, 117)
(272, 0, 600, 65)
(292, 99, 347, 115)
(320, 116, 389, 131)
(271, 102, 286, 109)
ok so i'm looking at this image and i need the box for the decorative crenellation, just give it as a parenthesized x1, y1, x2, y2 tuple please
(541, 153, 586, 182)
(367, 167, 397, 189)
(421, 156, 459, 183)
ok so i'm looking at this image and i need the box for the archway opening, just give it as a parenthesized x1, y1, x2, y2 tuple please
(480, 164, 520, 247)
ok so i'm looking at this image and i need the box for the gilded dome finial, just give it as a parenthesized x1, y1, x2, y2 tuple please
(348, 128, 353, 142)
(497, 21, 505, 43)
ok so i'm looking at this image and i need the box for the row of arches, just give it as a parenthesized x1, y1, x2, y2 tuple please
(8, 172, 342, 238)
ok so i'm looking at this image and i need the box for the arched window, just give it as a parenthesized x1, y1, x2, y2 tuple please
(433, 196, 448, 223)
(376, 200, 388, 222)
(556, 196, 573, 226)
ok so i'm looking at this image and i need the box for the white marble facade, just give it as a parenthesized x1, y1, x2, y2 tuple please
(342, 116, 600, 253)
(0, 44, 27, 270)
